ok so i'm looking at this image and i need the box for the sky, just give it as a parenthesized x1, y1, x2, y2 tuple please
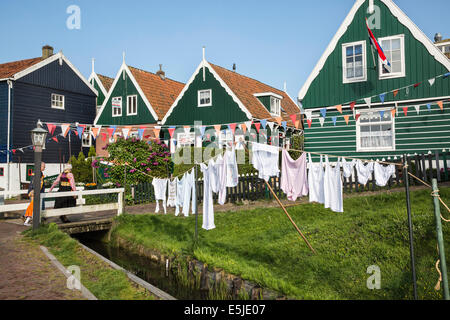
(0, 0, 448, 100)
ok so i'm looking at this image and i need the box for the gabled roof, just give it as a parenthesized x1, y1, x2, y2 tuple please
(97, 74, 114, 92)
(0, 52, 98, 96)
(162, 60, 301, 128)
(0, 57, 43, 79)
(209, 63, 300, 125)
(298, 0, 450, 101)
(128, 66, 185, 119)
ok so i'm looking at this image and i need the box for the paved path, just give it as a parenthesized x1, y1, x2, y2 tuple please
(0, 221, 86, 300)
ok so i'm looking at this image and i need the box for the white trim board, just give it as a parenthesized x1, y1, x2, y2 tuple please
(298, 0, 450, 101)
(93, 62, 159, 125)
(88, 72, 108, 98)
(161, 60, 253, 124)
(13, 52, 98, 97)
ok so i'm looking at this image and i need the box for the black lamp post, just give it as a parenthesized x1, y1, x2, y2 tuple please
(31, 122, 48, 230)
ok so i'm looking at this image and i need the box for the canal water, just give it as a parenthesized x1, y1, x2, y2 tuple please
(75, 232, 215, 300)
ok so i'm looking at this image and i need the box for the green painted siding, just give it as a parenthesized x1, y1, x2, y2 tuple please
(304, 102, 450, 160)
(302, 0, 449, 108)
(96, 70, 157, 126)
(256, 96, 271, 113)
(164, 67, 249, 126)
(92, 78, 106, 106)
(302, 0, 450, 160)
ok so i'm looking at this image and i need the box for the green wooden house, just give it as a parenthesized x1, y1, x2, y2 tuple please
(161, 54, 301, 148)
(298, 0, 450, 160)
(93, 60, 184, 156)
(87, 60, 114, 114)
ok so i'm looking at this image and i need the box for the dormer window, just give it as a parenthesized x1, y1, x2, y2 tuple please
(270, 97, 281, 116)
(198, 89, 212, 107)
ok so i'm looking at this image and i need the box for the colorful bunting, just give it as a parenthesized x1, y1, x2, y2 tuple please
(183, 126, 190, 134)
(428, 78, 436, 86)
(355, 113, 361, 122)
(306, 119, 312, 128)
(245, 121, 253, 133)
(214, 125, 221, 135)
(260, 119, 267, 130)
(153, 126, 161, 139)
(289, 114, 297, 124)
(107, 127, 115, 139)
(200, 126, 206, 137)
(343, 115, 350, 125)
(60, 124, 70, 138)
(336, 105, 343, 114)
(332, 116, 337, 126)
(437, 101, 444, 111)
(281, 121, 287, 131)
(444, 73, 450, 78)
(274, 117, 282, 126)
(379, 110, 385, 119)
(101, 132, 107, 142)
(240, 123, 247, 134)
(91, 127, 99, 140)
(254, 122, 261, 133)
(122, 126, 132, 139)
(426, 103, 431, 111)
(52, 136, 58, 143)
(413, 82, 421, 88)
(319, 117, 325, 127)
(138, 127, 145, 140)
(414, 105, 420, 115)
(350, 101, 356, 111)
(320, 108, 327, 118)
(379, 93, 386, 104)
(267, 122, 274, 131)
(393, 90, 399, 98)
(77, 125, 85, 139)
(364, 97, 372, 107)
(391, 108, 396, 118)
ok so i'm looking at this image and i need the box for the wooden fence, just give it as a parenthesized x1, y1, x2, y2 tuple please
(129, 151, 450, 206)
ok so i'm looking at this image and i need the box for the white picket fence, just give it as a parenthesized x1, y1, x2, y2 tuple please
(0, 188, 125, 218)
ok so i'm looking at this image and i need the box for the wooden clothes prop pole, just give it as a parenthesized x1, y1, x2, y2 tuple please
(243, 142, 315, 253)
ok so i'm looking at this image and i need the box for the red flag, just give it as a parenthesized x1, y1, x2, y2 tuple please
(228, 123, 237, 135)
(168, 127, 176, 138)
(402, 106, 408, 116)
(289, 114, 297, 124)
(393, 90, 399, 98)
(46, 123, 56, 135)
(350, 101, 356, 111)
(307, 119, 312, 128)
(413, 82, 421, 88)
(52, 136, 58, 143)
(107, 127, 115, 139)
(12, 149, 16, 154)
(101, 132, 107, 142)
(254, 122, 261, 133)
(355, 113, 361, 122)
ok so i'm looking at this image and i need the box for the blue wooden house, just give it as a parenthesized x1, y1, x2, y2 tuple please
(0, 45, 98, 191)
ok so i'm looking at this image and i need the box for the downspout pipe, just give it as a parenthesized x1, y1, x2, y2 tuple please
(6, 79, 13, 194)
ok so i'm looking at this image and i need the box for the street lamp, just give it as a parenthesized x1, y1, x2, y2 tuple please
(31, 122, 48, 230)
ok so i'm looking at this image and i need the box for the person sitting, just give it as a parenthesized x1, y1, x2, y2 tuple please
(49, 164, 77, 223)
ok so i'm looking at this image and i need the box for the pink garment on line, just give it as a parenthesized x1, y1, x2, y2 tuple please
(280, 150, 309, 201)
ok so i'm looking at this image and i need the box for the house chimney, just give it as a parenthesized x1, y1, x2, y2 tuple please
(232, 63, 236, 72)
(156, 64, 165, 80)
(42, 45, 54, 59)
(434, 33, 443, 43)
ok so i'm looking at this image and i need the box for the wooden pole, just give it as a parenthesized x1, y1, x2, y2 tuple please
(264, 180, 316, 254)
(403, 154, 418, 300)
(431, 178, 449, 300)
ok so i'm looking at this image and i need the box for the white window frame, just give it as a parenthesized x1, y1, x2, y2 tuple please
(177, 132, 195, 148)
(126, 95, 138, 116)
(356, 107, 396, 152)
(342, 40, 367, 84)
(378, 34, 406, 80)
(197, 89, 212, 107)
(270, 97, 281, 116)
(82, 131, 92, 148)
(51, 93, 65, 110)
(112, 97, 122, 117)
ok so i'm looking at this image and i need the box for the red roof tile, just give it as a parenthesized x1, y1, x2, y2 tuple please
(128, 66, 185, 120)
(208, 63, 302, 128)
(97, 74, 114, 92)
(0, 57, 43, 79)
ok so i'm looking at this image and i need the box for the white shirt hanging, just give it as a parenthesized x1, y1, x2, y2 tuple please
(251, 142, 280, 182)
(308, 153, 325, 204)
(200, 159, 217, 231)
(175, 176, 184, 216)
(152, 178, 168, 214)
(323, 156, 343, 213)
(182, 168, 196, 217)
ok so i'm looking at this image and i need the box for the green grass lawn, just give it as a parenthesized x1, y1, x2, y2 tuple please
(111, 187, 450, 300)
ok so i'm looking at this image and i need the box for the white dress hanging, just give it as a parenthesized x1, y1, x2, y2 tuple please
(167, 178, 177, 207)
(308, 153, 325, 204)
(323, 156, 343, 213)
(200, 159, 217, 231)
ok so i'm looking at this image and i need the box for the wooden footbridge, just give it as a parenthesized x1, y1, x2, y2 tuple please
(0, 188, 124, 234)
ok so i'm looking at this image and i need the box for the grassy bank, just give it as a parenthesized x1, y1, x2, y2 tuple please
(110, 187, 450, 300)
(23, 224, 156, 300)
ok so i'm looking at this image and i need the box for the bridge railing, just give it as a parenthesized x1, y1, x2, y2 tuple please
(0, 188, 125, 218)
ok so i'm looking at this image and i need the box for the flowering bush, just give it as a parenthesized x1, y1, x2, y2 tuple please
(103, 137, 174, 186)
